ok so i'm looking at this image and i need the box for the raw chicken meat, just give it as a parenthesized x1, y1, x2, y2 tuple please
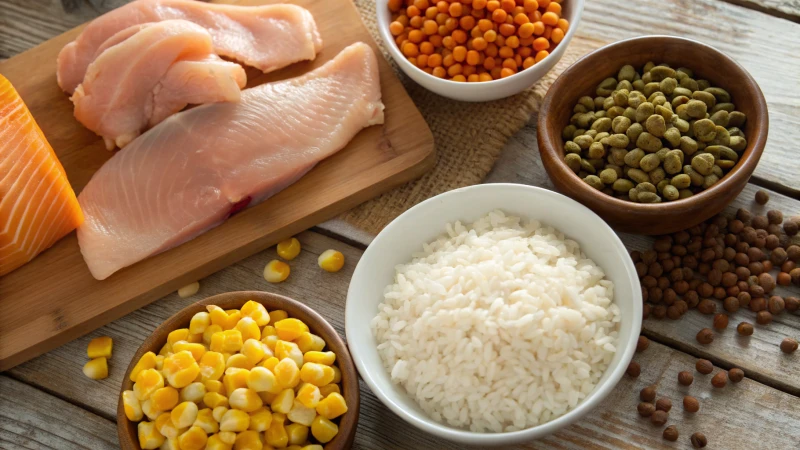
(57, 0, 322, 94)
(71, 20, 247, 149)
(77, 43, 384, 280)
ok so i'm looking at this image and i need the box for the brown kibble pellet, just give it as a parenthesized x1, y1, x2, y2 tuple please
(778, 272, 792, 286)
(737, 322, 754, 336)
(758, 273, 776, 293)
(765, 234, 781, 250)
(768, 295, 785, 315)
(697, 299, 716, 315)
(650, 410, 668, 426)
(785, 220, 799, 236)
(663, 425, 679, 441)
(636, 335, 649, 353)
(737, 208, 753, 223)
(782, 261, 796, 273)
(785, 296, 799, 312)
(637, 401, 656, 417)
(627, 361, 641, 377)
(780, 338, 798, 354)
(756, 310, 773, 325)
(712, 313, 729, 330)
(729, 368, 744, 383)
(655, 397, 672, 412)
(683, 395, 700, 412)
(691, 432, 708, 448)
(696, 328, 714, 344)
(737, 291, 751, 308)
(640, 385, 656, 402)
(711, 371, 727, 388)
(678, 371, 694, 386)
(791, 268, 800, 286)
(696, 359, 713, 374)
(667, 305, 682, 320)
(771, 247, 788, 266)
(653, 305, 667, 319)
(755, 190, 769, 205)
(752, 215, 769, 230)
(767, 210, 783, 225)
(750, 296, 766, 312)
(723, 296, 740, 313)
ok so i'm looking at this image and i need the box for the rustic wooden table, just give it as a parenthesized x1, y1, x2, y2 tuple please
(2, 1, 800, 449)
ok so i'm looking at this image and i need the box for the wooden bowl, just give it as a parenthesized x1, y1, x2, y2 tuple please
(117, 291, 359, 449)
(538, 35, 769, 235)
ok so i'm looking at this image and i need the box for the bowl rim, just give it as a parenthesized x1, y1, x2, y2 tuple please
(345, 183, 642, 445)
(537, 34, 769, 213)
(374, 0, 586, 87)
(116, 291, 360, 450)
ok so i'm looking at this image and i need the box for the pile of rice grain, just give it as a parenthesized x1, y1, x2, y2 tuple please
(371, 210, 620, 433)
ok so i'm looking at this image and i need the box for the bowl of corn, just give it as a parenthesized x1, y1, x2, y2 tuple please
(117, 291, 359, 450)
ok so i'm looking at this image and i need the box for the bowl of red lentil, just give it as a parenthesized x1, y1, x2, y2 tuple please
(377, 0, 584, 102)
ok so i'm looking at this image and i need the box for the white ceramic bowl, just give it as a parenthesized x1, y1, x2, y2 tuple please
(345, 183, 642, 446)
(375, 0, 584, 102)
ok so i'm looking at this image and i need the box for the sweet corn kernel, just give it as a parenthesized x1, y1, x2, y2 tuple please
(212, 406, 229, 422)
(223, 367, 250, 395)
(163, 351, 201, 388)
(123, 390, 143, 421)
(264, 260, 290, 283)
(155, 355, 165, 371)
(234, 430, 263, 450)
(295, 333, 325, 353)
(270, 388, 295, 414)
(178, 281, 200, 298)
(151, 386, 180, 411)
(204, 379, 224, 394)
(317, 249, 344, 272)
(303, 351, 335, 366)
(316, 393, 348, 419)
(141, 399, 161, 421)
(189, 312, 211, 334)
(247, 366, 280, 393)
(299, 363, 335, 387)
(318, 384, 340, 398)
(265, 413, 288, 448)
(177, 425, 208, 450)
(260, 356, 280, 372)
(220, 329, 244, 353)
(276, 237, 301, 261)
(130, 352, 157, 382)
(262, 325, 277, 337)
(220, 408, 250, 432)
(219, 430, 237, 445)
(87, 336, 113, 359)
(275, 340, 303, 367)
(135, 368, 164, 400)
(241, 300, 271, 327)
(274, 358, 300, 389)
(286, 401, 315, 427)
(248, 407, 273, 432)
(331, 366, 341, 384)
(206, 434, 233, 450)
(241, 339, 269, 365)
(274, 319, 308, 341)
(172, 341, 206, 361)
(204, 325, 223, 346)
(155, 412, 182, 439)
(203, 392, 229, 409)
(226, 353, 255, 370)
(301, 445, 323, 450)
(83, 357, 108, 380)
(229, 388, 263, 412)
(161, 437, 180, 450)
(269, 310, 288, 323)
(286, 446, 302, 450)
(235, 317, 262, 342)
(171, 401, 199, 428)
(187, 332, 203, 344)
(167, 328, 190, 347)
(180, 382, 206, 403)
(138, 421, 165, 449)
(295, 384, 321, 409)
(200, 351, 226, 381)
(262, 335, 280, 353)
(311, 415, 338, 443)
(258, 391, 278, 404)
(194, 408, 219, 434)
(208, 305, 241, 330)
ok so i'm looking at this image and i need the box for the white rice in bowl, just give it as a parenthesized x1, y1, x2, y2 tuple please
(371, 210, 620, 433)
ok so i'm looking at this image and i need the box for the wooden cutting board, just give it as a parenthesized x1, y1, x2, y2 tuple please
(0, 0, 434, 370)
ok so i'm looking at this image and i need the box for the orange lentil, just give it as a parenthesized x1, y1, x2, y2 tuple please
(460, 15, 476, 30)
(517, 46, 532, 58)
(499, 23, 516, 36)
(513, 6, 525, 16)
(432, 66, 447, 78)
(407, 56, 417, 66)
(407, 5, 421, 17)
(408, 29, 424, 43)
(473, 0, 488, 8)
(514, 13, 530, 25)
(535, 49, 549, 62)
(505, 15, 514, 25)
(498, 45, 514, 58)
(546, 2, 561, 14)
(389, 0, 404, 12)
(490, 67, 503, 79)
(542, 26, 552, 39)
(472, 36, 488, 50)
(523, 0, 539, 12)
(447, 63, 463, 76)
(483, 56, 496, 69)
(452, 29, 468, 43)
(529, 10, 543, 22)
(538, 0, 551, 7)
(449, 2, 463, 17)
(423, 19, 438, 34)
(551, 27, 564, 44)
(414, 0, 429, 10)
(437, 1, 449, 13)
(522, 56, 535, 69)
(453, 45, 467, 62)
(556, 18, 569, 32)
(500, 0, 515, 12)
(471, 27, 483, 38)
(410, 15, 424, 28)
(486, 0, 500, 12)
(438, 25, 448, 35)
(518, 22, 535, 38)
(532, 21, 545, 35)
(541, 11, 559, 26)
(468, 74, 480, 82)
(466, 50, 481, 65)
(451, 74, 467, 82)
(389, 21, 404, 36)
(442, 35, 456, 49)
(491, 9, 507, 23)
(417, 54, 429, 68)
(427, 53, 443, 67)
(519, 36, 534, 46)
(420, 41, 435, 54)
(396, 14, 409, 26)
(403, 42, 419, 57)
(425, 6, 438, 19)
(484, 29, 497, 42)
(423, 67, 433, 74)
(395, 33, 408, 46)
(445, 17, 459, 31)
(533, 36, 549, 51)
(500, 67, 516, 78)
(479, 72, 493, 82)
(514, 53, 522, 66)
(472, 8, 486, 19)
(429, 34, 443, 46)
(463, 64, 476, 76)
(442, 53, 455, 67)
(506, 35, 520, 48)
(436, 12, 448, 24)
(477, 18, 494, 32)
(495, 34, 505, 47)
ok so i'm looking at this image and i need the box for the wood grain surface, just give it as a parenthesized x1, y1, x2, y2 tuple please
(723, 0, 800, 22)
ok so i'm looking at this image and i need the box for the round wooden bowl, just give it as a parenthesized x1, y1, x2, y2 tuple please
(538, 35, 769, 235)
(117, 291, 359, 450)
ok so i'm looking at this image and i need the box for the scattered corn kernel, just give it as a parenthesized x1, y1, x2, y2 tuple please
(187, 332, 203, 344)
(171, 401, 199, 428)
(134, 369, 164, 400)
(178, 281, 200, 298)
(318, 384, 340, 398)
(155, 355, 165, 371)
(173, 341, 206, 361)
(249, 407, 273, 432)
(241, 339, 269, 365)
(161, 437, 180, 450)
(219, 430, 237, 445)
(200, 351, 226, 381)
(123, 390, 143, 421)
(204, 324, 223, 346)
(151, 386, 180, 411)
(331, 366, 342, 384)
(260, 356, 280, 372)
(87, 336, 113, 359)
(234, 430, 263, 450)
(271, 388, 295, 414)
(311, 415, 339, 443)
(303, 351, 335, 366)
(138, 421, 165, 449)
(275, 340, 303, 367)
(159, 342, 172, 356)
(163, 350, 201, 388)
(241, 300, 271, 326)
(301, 446, 323, 450)
(194, 407, 219, 434)
(203, 392, 229, 409)
(204, 379, 223, 394)
(247, 366, 280, 393)
(130, 352, 157, 382)
(206, 434, 233, 450)
(155, 412, 182, 439)
(189, 312, 210, 334)
(286, 423, 309, 445)
(317, 249, 345, 272)
(208, 305, 241, 330)
(258, 391, 278, 404)
(286, 401, 316, 427)
(264, 260, 290, 283)
(295, 333, 325, 353)
(220, 329, 244, 353)
(277, 237, 302, 261)
(141, 399, 161, 421)
(178, 425, 207, 450)
(235, 317, 262, 342)
(316, 393, 348, 420)
(262, 335, 280, 353)
(180, 382, 206, 403)
(220, 408, 250, 432)
(223, 367, 250, 395)
(299, 363, 335, 387)
(82, 357, 108, 380)
(212, 406, 229, 422)
(275, 358, 301, 389)
(269, 310, 289, 323)
(266, 413, 289, 448)
(226, 353, 255, 370)
(229, 388, 264, 412)
(167, 328, 190, 347)
(274, 318, 308, 341)
(295, 384, 322, 409)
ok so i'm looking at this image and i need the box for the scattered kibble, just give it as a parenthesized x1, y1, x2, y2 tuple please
(83, 357, 109, 380)
(87, 336, 113, 359)
(678, 371, 693, 386)
(318, 250, 345, 273)
(696, 359, 713, 375)
(636, 335, 650, 352)
(756, 310, 772, 325)
(755, 189, 769, 205)
(712, 313, 728, 330)
(683, 396, 699, 413)
(696, 328, 713, 345)
(637, 402, 655, 417)
(276, 237, 302, 261)
(650, 409, 668, 426)
(711, 371, 727, 388)
(626, 361, 641, 377)
(691, 432, 708, 448)
(663, 425, 679, 441)
(264, 259, 291, 283)
(655, 397, 672, 412)
(780, 337, 798, 354)
(729, 367, 744, 383)
(737, 322, 754, 336)
(640, 385, 656, 402)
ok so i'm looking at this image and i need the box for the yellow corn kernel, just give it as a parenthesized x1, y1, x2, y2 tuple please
(286, 446, 302, 450)
(155, 412, 183, 439)
(234, 430, 263, 450)
(155, 354, 165, 370)
(199, 351, 226, 381)
(229, 387, 263, 412)
(82, 357, 108, 380)
(316, 393, 348, 420)
(225, 309, 243, 322)
(187, 333, 203, 344)
(172, 341, 206, 361)
(260, 356, 280, 372)
(274, 358, 300, 389)
(194, 407, 219, 434)
(275, 340, 303, 367)
(285, 423, 308, 446)
(287, 401, 316, 427)
(167, 328, 190, 347)
(262, 335, 280, 353)
(262, 325, 277, 337)
(301, 446, 323, 450)
(130, 353, 157, 381)
(204, 379, 224, 394)
(141, 399, 161, 421)
(208, 305, 230, 329)
(219, 430, 237, 445)
(163, 351, 201, 388)
(223, 367, 250, 395)
(220, 408, 250, 432)
(331, 366, 341, 384)
(150, 386, 179, 411)
(207, 434, 233, 450)
(311, 415, 338, 444)
(134, 368, 164, 400)
(247, 366, 280, 393)
(171, 401, 199, 428)
(226, 353, 255, 370)
(270, 388, 294, 414)
(137, 421, 165, 449)
(258, 391, 278, 404)
(318, 384, 340, 398)
(241, 339, 269, 365)
(269, 310, 289, 323)
(276, 237, 301, 261)
(317, 250, 344, 273)
(295, 333, 325, 354)
(203, 392, 229, 409)
(299, 363, 335, 387)
(177, 281, 200, 298)
(212, 406, 229, 423)
(295, 384, 321, 409)
(248, 407, 273, 432)
(236, 317, 262, 342)
(189, 311, 211, 334)
(204, 324, 223, 346)
(180, 382, 206, 403)
(241, 300, 271, 327)
(265, 413, 288, 448)
(86, 336, 113, 359)
(274, 319, 308, 342)
(122, 390, 143, 421)
(264, 260, 290, 283)
(217, 329, 243, 353)
(161, 437, 180, 450)
(303, 351, 335, 366)
(178, 425, 208, 450)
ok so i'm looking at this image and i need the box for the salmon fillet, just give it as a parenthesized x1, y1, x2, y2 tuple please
(0, 75, 84, 276)
(57, 0, 322, 94)
(77, 43, 383, 280)
(71, 20, 247, 149)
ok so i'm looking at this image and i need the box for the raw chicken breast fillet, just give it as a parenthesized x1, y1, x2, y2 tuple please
(71, 20, 247, 150)
(57, 0, 322, 94)
(77, 43, 384, 280)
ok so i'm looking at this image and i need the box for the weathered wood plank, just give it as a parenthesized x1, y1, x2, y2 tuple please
(722, 0, 800, 22)
(0, 375, 118, 449)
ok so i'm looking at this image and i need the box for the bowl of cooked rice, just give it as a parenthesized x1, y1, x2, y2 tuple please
(345, 183, 641, 446)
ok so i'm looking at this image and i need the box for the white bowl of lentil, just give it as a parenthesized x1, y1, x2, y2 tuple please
(376, 0, 584, 102)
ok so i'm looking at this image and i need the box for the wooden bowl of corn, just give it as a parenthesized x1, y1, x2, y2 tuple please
(117, 291, 359, 450)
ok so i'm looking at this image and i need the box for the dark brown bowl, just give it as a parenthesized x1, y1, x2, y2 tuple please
(538, 35, 768, 235)
(117, 291, 359, 449)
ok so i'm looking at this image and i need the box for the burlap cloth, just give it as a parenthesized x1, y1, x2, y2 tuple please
(342, 0, 601, 234)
